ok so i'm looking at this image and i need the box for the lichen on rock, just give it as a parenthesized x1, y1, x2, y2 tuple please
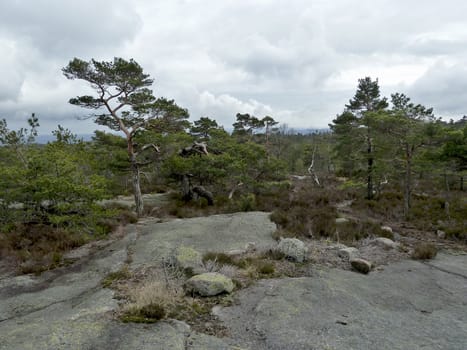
(185, 272, 234, 296)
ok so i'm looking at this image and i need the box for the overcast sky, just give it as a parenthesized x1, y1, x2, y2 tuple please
(1, 0, 466, 134)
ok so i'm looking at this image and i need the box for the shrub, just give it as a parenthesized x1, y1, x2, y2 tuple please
(412, 243, 437, 260)
(271, 228, 297, 241)
(238, 194, 257, 212)
(120, 276, 180, 323)
(257, 262, 275, 275)
(139, 303, 166, 319)
(121, 303, 166, 323)
(202, 251, 247, 269)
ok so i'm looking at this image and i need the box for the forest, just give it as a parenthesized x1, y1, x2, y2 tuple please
(0, 57, 466, 274)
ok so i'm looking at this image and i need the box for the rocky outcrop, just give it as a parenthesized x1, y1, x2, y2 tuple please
(185, 272, 234, 296)
(277, 238, 308, 263)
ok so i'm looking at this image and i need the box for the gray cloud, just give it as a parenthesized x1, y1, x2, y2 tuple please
(409, 62, 467, 117)
(0, 0, 466, 134)
(0, 1, 141, 59)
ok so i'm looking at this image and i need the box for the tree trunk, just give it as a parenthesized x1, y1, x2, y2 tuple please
(181, 174, 193, 202)
(366, 130, 374, 200)
(193, 186, 214, 205)
(404, 151, 412, 218)
(130, 154, 144, 217)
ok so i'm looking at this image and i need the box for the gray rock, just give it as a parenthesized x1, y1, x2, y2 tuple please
(373, 237, 398, 250)
(218, 253, 467, 350)
(245, 242, 257, 253)
(437, 230, 446, 239)
(381, 225, 393, 234)
(350, 258, 372, 274)
(335, 217, 350, 225)
(277, 238, 308, 263)
(338, 247, 359, 260)
(130, 212, 276, 269)
(185, 272, 234, 296)
(226, 249, 246, 256)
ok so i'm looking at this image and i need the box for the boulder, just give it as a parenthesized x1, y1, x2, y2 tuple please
(185, 272, 234, 296)
(277, 238, 308, 263)
(373, 237, 398, 250)
(350, 258, 372, 274)
(338, 247, 359, 260)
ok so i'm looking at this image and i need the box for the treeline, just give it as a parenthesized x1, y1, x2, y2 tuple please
(0, 58, 465, 272)
(330, 77, 466, 219)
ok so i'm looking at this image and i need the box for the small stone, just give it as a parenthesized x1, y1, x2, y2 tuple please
(226, 249, 246, 256)
(436, 230, 446, 239)
(381, 226, 393, 234)
(245, 242, 257, 253)
(185, 272, 234, 296)
(350, 258, 372, 274)
(338, 247, 359, 260)
(277, 238, 308, 263)
(335, 217, 350, 225)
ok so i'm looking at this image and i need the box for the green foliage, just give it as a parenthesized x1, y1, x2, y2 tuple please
(190, 117, 222, 140)
(345, 77, 388, 114)
(238, 194, 256, 212)
(64, 57, 190, 216)
(0, 119, 132, 273)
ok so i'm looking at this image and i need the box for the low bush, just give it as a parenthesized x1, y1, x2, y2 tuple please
(202, 251, 247, 269)
(256, 261, 275, 275)
(121, 303, 166, 323)
(412, 243, 437, 260)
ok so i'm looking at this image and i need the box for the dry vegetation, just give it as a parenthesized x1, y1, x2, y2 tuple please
(0, 207, 137, 275)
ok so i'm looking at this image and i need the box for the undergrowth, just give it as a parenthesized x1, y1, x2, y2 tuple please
(0, 206, 137, 275)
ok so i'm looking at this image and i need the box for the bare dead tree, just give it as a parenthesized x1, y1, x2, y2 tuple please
(307, 145, 321, 186)
(178, 141, 209, 157)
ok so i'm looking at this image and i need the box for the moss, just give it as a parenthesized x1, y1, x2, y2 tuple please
(176, 246, 202, 267)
